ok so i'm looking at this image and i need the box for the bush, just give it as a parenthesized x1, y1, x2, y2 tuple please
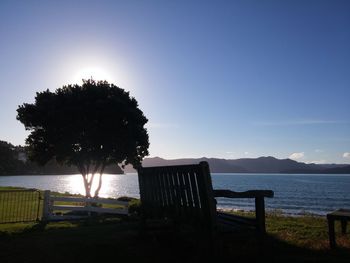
(128, 199, 141, 215)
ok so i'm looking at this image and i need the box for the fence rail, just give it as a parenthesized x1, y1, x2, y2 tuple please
(0, 189, 41, 224)
(43, 190, 130, 221)
(0, 189, 130, 224)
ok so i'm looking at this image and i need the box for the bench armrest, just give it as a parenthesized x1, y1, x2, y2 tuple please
(213, 189, 274, 198)
(213, 189, 274, 234)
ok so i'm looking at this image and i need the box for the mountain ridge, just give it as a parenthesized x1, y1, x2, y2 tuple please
(124, 156, 350, 174)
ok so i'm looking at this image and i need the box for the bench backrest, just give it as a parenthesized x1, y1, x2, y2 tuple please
(137, 161, 217, 230)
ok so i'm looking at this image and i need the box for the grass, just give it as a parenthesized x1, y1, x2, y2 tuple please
(224, 210, 350, 249)
(1, 187, 349, 262)
(0, 187, 41, 223)
(0, 186, 129, 222)
(0, 214, 349, 263)
(267, 213, 332, 248)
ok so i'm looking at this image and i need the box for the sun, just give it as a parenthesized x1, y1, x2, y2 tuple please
(73, 67, 113, 84)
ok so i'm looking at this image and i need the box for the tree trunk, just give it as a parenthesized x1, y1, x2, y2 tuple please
(94, 164, 106, 198)
(79, 162, 106, 198)
(94, 173, 103, 198)
(82, 174, 91, 198)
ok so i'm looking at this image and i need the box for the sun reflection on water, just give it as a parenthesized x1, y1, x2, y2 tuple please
(65, 173, 139, 198)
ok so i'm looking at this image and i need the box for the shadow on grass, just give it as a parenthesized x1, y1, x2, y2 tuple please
(0, 220, 349, 263)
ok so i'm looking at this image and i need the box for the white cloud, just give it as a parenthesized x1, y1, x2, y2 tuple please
(244, 151, 249, 155)
(314, 149, 324, 153)
(289, 152, 304, 160)
(306, 160, 327, 164)
(343, 152, 350, 159)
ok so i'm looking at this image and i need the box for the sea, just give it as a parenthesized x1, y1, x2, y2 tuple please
(0, 173, 349, 216)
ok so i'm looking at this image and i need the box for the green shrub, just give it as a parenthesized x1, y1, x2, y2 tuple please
(128, 199, 141, 215)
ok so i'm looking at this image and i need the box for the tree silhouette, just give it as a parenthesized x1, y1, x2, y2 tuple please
(0, 140, 24, 174)
(17, 79, 149, 197)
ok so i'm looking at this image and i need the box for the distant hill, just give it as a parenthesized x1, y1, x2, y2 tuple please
(21, 159, 123, 175)
(123, 156, 350, 174)
(282, 165, 350, 174)
(2, 139, 348, 175)
(0, 140, 123, 175)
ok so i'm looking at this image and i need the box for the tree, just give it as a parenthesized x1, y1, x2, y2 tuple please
(0, 140, 24, 174)
(17, 79, 149, 197)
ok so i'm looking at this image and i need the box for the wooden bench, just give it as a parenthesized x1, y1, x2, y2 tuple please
(327, 209, 350, 248)
(137, 161, 274, 234)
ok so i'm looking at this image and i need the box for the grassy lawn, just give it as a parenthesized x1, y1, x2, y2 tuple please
(264, 213, 350, 262)
(0, 187, 129, 223)
(0, 187, 42, 223)
(0, 215, 349, 263)
(1, 187, 349, 262)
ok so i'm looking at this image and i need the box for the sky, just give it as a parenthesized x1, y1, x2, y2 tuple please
(0, 0, 349, 164)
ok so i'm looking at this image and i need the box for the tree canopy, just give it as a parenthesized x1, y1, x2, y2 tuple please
(0, 140, 22, 174)
(17, 79, 149, 197)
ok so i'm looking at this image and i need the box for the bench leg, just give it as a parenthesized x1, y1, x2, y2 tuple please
(255, 197, 266, 234)
(341, 220, 347, 235)
(328, 218, 336, 249)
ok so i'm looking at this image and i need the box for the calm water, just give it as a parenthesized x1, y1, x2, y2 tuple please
(1, 173, 349, 216)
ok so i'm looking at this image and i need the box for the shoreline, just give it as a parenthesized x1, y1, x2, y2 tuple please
(216, 207, 327, 218)
(1, 172, 350, 176)
(0, 186, 330, 218)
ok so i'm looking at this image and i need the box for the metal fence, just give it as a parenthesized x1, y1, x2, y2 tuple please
(0, 189, 41, 224)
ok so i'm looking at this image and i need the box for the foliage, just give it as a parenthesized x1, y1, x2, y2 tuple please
(0, 140, 25, 174)
(17, 79, 149, 197)
(125, 198, 141, 215)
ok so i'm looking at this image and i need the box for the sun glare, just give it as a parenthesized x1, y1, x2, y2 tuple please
(66, 174, 105, 196)
(73, 67, 113, 84)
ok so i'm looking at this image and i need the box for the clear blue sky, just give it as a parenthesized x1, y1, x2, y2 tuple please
(0, 0, 349, 164)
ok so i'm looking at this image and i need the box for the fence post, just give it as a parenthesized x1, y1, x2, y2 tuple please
(42, 190, 51, 222)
